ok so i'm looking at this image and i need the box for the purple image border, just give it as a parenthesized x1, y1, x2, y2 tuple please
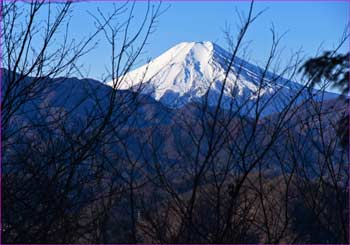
(0, 0, 349, 244)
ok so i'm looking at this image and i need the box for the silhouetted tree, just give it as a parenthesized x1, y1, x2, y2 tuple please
(300, 51, 349, 147)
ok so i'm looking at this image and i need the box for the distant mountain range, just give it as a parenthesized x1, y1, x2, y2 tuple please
(2, 54, 346, 184)
(2, 41, 344, 174)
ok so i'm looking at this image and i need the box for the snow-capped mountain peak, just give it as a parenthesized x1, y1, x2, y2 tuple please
(108, 41, 334, 114)
(113, 41, 227, 97)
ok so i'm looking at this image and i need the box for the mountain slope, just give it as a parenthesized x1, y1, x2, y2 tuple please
(1, 68, 173, 131)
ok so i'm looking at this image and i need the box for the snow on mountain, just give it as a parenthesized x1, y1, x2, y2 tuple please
(108, 41, 335, 115)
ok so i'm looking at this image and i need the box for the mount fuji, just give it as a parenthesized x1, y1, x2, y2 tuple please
(108, 41, 336, 115)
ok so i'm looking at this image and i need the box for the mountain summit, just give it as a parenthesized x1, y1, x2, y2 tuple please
(109, 41, 333, 114)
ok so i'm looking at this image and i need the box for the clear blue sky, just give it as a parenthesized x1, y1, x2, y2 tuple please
(64, 1, 348, 80)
